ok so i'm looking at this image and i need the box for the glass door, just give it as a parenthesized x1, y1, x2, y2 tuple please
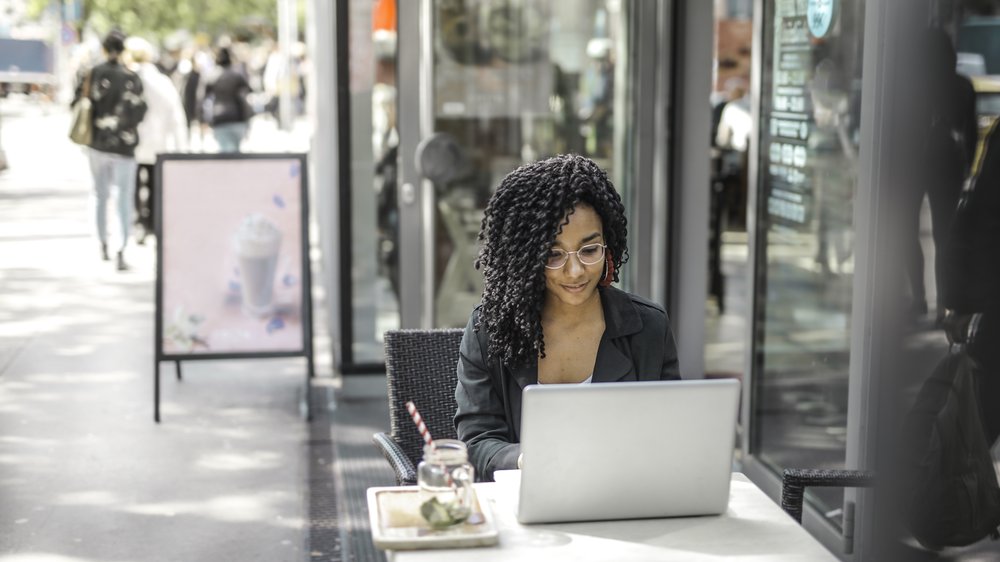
(747, 0, 867, 529)
(396, 0, 644, 329)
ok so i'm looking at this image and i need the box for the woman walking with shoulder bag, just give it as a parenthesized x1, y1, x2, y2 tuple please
(72, 30, 148, 271)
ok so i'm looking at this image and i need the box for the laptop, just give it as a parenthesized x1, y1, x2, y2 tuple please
(515, 378, 741, 524)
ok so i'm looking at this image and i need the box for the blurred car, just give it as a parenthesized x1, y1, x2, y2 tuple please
(0, 38, 56, 98)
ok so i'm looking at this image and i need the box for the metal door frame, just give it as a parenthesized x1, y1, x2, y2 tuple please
(396, 0, 435, 330)
(333, 0, 387, 374)
(739, 0, 896, 558)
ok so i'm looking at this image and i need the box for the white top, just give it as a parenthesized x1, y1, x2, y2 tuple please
(134, 62, 188, 165)
(716, 95, 752, 152)
(385, 471, 837, 562)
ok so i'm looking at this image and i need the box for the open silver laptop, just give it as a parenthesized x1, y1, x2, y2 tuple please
(516, 378, 741, 524)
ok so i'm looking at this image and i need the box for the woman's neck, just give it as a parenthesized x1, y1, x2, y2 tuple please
(541, 287, 603, 326)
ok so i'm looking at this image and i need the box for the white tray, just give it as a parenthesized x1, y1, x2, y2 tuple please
(367, 486, 500, 551)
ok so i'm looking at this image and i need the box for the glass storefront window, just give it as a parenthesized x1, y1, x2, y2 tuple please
(346, 0, 401, 363)
(342, 0, 640, 359)
(705, 0, 753, 381)
(427, 0, 637, 327)
(752, 0, 866, 526)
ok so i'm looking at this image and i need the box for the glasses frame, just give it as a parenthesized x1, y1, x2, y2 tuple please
(544, 243, 608, 270)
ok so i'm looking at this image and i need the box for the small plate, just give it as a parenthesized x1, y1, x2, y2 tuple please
(367, 486, 500, 550)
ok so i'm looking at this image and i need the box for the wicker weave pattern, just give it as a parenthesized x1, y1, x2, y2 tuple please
(781, 468, 875, 523)
(373, 431, 417, 484)
(381, 329, 465, 480)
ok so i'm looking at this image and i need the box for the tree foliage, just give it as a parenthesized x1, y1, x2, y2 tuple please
(30, 0, 278, 42)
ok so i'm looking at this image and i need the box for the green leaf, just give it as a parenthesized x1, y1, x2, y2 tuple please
(420, 497, 458, 530)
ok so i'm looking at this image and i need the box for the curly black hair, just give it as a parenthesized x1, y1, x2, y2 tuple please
(474, 154, 629, 368)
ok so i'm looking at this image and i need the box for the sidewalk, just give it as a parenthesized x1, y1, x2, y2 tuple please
(0, 100, 391, 562)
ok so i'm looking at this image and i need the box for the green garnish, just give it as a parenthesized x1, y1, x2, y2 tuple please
(420, 497, 470, 529)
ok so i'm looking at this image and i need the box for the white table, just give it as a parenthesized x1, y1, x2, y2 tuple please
(385, 471, 837, 561)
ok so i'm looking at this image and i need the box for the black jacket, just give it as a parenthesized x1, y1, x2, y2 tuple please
(204, 68, 251, 126)
(454, 285, 681, 481)
(74, 60, 147, 157)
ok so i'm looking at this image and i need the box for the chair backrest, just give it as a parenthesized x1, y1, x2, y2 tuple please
(384, 329, 465, 469)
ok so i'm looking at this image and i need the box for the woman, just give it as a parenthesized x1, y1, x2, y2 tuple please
(204, 47, 252, 153)
(125, 37, 188, 244)
(74, 30, 147, 271)
(455, 154, 681, 481)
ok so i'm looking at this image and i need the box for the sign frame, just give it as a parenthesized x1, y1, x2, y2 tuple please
(153, 153, 314, 422)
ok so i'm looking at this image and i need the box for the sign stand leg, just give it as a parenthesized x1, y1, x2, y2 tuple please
(154, 360, 161, 423)
(304, 356, 313, 422)
(175, 361, 182, 381)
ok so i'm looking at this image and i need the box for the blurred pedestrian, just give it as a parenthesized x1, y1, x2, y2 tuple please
(0, 112, 7, 173)
(942, 120, 1000, 443)
(902, 28, 976, 321)
(125, 37, 188, 244)
(178, 49, 202, 132)
(203, 47, 252, 153)
(72, 30, 148, 271)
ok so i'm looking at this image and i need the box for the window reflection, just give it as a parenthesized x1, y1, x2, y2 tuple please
(347, 0, 401, 362)
(429, 0, 634, 327)
(883, 2, 1000, 554)
(949, 16, 1000, 415)
(706, 1, 753, 382)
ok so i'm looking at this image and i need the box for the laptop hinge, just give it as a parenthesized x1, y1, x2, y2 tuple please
(843, 500, 856, 555)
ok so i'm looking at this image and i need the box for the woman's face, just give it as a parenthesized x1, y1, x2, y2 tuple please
(544, 204, 606, 309)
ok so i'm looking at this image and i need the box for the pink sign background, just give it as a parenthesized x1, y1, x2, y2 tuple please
(160, 158, 305, 355)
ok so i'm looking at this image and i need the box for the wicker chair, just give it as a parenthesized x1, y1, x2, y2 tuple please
(780, 468, 876, 523)
(373, 329, 465, 485)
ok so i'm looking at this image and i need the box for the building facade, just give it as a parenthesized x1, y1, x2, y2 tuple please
(307, 0, 1000, 558)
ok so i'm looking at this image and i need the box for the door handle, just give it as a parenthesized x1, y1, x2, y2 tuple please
(400, 182, 417, 206)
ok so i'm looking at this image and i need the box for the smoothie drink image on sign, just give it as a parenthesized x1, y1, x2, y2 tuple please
(235, 214, 282, 317)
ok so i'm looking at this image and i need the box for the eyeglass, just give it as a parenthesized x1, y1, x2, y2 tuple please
(544, 243, 607, 269)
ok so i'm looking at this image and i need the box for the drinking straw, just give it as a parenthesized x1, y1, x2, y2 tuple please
(406, 400, 434, 446)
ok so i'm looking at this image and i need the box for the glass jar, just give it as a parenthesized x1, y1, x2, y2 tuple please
(417, 439, 475, 529)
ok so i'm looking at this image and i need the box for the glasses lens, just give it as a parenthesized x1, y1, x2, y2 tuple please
(578, 243, 605, 265)
(546, 249, 568, 269)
